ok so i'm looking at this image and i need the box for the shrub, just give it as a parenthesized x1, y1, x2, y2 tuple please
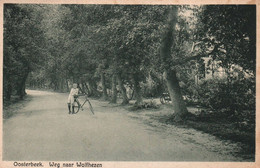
(129, 100, 159, 111)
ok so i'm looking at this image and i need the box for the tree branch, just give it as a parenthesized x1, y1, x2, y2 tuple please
(172, 44, 219, 66)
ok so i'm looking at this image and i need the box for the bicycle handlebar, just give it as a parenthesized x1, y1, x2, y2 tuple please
(74, 94, 89, 100)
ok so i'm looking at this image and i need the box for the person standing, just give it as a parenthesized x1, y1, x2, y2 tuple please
(67, 83, 79, 114)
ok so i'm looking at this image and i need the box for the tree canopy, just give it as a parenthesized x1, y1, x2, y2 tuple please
(4, 4, 256, 122)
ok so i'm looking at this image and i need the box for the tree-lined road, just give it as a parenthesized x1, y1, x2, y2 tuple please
(3, 90, 244, 161)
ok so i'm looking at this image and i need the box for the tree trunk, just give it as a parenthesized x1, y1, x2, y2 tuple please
(17, 71, 29, 99)
(87, 82, 93, 96)
(4, 51, 12, 101)
(84, 83, 90, 95)
(150, 71, 164, 97)
(81, 83, 89, 95)
(160, 6, 188, 122)
(21, 79, 27, 96)
(66, 79, 71, 92)
(60, 78, 65, 92)
(132, 74, 143, 105)
(117, 73, 129, 105)
(88, 81, 100, 97)
(5, 76, 12, 101)
(164, 70, 188, 121)
(101, 72, 108, 100)
(110, 74, 117, 103)
(53, 79, 58, 91)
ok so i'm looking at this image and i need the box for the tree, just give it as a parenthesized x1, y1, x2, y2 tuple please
(159, 6, 189, 121)
(4, 4, 45, 100)
(198, 5, 256, 73)
(5, 4, 255, 123)
(159, 5, 256, 122)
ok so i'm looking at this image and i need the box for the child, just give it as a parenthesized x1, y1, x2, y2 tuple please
(67, 83, 79, 114)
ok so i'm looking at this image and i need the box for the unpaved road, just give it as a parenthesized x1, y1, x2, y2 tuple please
(3, 90, 246, 161)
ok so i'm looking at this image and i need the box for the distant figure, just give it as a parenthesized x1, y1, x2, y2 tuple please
(67, 83, 79, 114)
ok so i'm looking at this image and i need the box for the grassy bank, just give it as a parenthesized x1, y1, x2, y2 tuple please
(160, 112, 255, 160)
(126, 102, 255, 161)
(3, 94, 32, 119)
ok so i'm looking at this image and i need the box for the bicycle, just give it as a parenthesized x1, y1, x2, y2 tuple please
(159, 92, 197, 105)
(160, 92, 171, 104)
(72, 94, 94, 114)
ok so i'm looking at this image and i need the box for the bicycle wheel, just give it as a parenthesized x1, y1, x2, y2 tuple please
(73, 101, 80, 114)
(160, 96, 165, 104)
(87, 100, 94, 115)
(128, 89, 134, 100)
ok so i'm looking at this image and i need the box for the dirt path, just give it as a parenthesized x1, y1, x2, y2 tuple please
(3, 90, 245, 161)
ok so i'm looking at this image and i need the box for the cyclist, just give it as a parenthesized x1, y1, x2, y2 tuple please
(67, 83, 79, 114)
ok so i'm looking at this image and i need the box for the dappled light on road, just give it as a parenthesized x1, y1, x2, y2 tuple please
(3, 90, 246, 161)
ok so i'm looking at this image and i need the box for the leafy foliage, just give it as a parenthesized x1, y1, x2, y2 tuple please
(3, 4, 255, 124)
(197, 5, 256, 73)
(4, 4, 45, 100)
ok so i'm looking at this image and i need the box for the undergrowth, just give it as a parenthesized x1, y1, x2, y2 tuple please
(129, 100, 159, 111)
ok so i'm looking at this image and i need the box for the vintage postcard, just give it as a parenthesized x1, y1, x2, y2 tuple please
(0, 0, 259, 168)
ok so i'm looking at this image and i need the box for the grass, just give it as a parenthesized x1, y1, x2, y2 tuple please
(127, 103, 255, 161)
(128, 100, 160, 111)
(3, 94, 31, 119)
(187, 117, 254, 160)
(163, 112, 254, 160)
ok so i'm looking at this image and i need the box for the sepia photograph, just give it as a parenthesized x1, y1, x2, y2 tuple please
(1, 0, 258, 167)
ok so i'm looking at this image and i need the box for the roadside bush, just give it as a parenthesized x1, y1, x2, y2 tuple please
(191, 76, 255, 123)
(129, 100, 159, 111)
